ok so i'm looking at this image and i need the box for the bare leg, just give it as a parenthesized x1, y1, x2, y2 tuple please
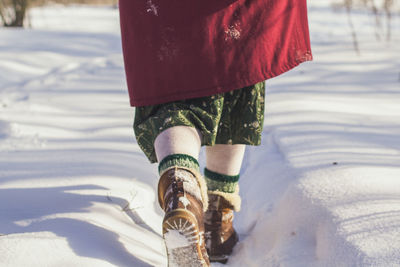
(205, 144, 246, 175)
(154, 126, 202, 162)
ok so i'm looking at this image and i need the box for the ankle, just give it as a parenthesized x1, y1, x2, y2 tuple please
(157, 154, 209, 211)
(204, 168, 241, 212)
(159, 154, 200, 175)
(204, 168, 239, 193)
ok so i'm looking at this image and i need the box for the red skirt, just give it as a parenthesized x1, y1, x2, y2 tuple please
(119, 0, 312, 107)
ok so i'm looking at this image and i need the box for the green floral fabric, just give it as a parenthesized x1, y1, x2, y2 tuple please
(134, 82, 265, 163)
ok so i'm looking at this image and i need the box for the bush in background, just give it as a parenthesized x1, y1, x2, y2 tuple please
(0, 0, 116, 27)
(0, 0, 29, 26)
(332, 0, 398, 53)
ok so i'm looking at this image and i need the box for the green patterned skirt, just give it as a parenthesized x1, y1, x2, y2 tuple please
(134, 82, 265, 163)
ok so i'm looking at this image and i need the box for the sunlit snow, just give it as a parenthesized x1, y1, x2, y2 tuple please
(0, 2, 399, 266)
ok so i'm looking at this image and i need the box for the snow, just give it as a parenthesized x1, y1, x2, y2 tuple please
(179, 196, 190, 209)
(164, 230, 191, 250)
(0, 2, 399, 266)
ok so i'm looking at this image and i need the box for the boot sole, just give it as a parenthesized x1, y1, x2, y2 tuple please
(207, 228, 238, 264)
(163, 209, 207, 267)
(209, 255, 229, 263)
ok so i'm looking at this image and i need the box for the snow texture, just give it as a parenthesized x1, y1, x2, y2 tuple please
(179, 196, 191, 208)
(0, 2, 400, 266)
(164, 230, 190, 249)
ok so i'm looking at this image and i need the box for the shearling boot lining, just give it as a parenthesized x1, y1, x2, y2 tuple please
(208, 185, 241, 212)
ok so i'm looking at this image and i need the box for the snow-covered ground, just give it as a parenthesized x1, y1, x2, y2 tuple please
(0, 3, 399, 266)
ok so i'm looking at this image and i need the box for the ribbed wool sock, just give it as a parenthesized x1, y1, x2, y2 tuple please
(204, 168, 239, 193)
(158, 154, 200, 175)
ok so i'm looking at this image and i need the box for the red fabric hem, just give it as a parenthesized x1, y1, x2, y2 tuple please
(129, 58, 312, 107)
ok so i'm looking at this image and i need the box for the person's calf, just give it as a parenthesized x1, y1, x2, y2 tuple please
(205, 144, 245, 176)
(155, 126, 202, 162)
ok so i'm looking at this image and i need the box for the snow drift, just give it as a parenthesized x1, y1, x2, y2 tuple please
(0, 2, 399, 266)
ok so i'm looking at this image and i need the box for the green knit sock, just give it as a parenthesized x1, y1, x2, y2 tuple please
(158, 154, 200, 175)
(204, 168, 239, 193)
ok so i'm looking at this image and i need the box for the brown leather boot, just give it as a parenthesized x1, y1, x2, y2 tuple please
(158, 167, 210, 267)
(204, 193, 240, 263)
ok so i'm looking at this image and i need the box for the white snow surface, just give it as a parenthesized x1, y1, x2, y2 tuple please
(164, 230, 190, 250)
(1, 3, 400, 267)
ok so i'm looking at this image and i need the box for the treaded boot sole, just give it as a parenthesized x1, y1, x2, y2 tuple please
(209, 255, 229, 264)
(207, 228, 238, 264)
(163, 209, 208, 267)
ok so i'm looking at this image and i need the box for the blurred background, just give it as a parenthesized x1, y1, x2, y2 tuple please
(0, 1, 399, 266)
(0, 0, 118, 27)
